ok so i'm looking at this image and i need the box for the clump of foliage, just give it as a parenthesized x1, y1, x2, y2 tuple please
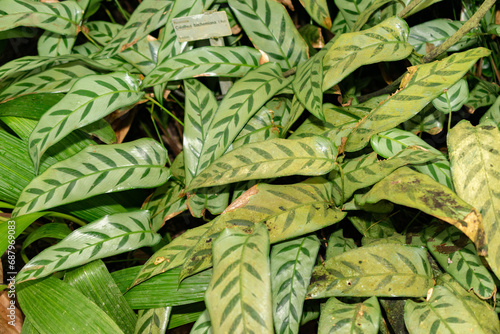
(1, 0, 500, 332)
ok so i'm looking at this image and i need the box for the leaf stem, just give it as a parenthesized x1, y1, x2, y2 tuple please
(144, 96, 184, 127)
(80, 28, 101, 49)
(47, 212, 87, 227)
(398, 0, 425, 19)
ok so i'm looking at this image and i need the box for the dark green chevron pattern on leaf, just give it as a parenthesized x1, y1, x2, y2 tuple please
(351, 0, 393, 32)
(97, 0, 174, 58)
(307, 243, 433, 298)
(16, 211, 161, 283)
(334, 0, 375, 31)
(190, 310, 212, 334)
(229, 0, 308, 70)
(37, 31, 76, 57)
(144, 46, 262, 88)
(326, 229, 357, 259)
(425, 225, 495, 299)
(432, 78, 469, 113)
(187, 136, 337, 190)
(205, 223, 273, 333)
(14, 138, 170, 217)
(192, 63, 291, 179)
(322, 17, 413, 91)
(187, 185, 231, 218)
(28, 72, 144, 172)
(134, 307, 171, 334)
(346, 47, 491, 152)
(465, 79, 500, 112)
(0, 0, 83, 35)
(318, 296, 381, 334)
(271, 235, 320, 334)
(299, 0, 331, 29)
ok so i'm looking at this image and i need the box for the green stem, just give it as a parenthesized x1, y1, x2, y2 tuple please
(47, 212, 87, 227)
(80, 29, 101, 49)
(114, 0, 131, 21)
(398, 0, 425, 19)
(422, 0, 496, 63)
(144, 96, 184, 127)
(149, 103, 171, 166)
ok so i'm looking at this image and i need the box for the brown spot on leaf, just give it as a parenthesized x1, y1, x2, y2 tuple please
(223, 185, 259, 213)
(154, 257, 165, 265)
(121, 40, 139, 52)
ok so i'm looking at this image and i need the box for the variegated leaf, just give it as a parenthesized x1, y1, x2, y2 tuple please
(432, 78, 469, 113)
(187, 186, 230, 218)
(28, 72, 144, 171)
(322, 17, 413, 91)
(357, 167, 487, 254)
(480, 95, 500, 126)
(403, 104, 444, 135)
(187, 136, 337, 190)
(318, 296, 381, 333)
(0, 64, 96, 102)
(425, 224, 495, 299)
(0, 0, 83, 35)
(448, 121, 500, 280)
(229, 0, 308, 69)
(307, 243, 433, 298)
(351, 0, 393, 31)
(346, 47, 491, 152)
(404, 285, 489, 334)
(299, 0, 331, 29)
(206, 223, 273, 334)
(192, 63, 292, 177)
(16, 211, 161, 283)
(465, 79, 500, 112)
(348, 212, 396, 239)
(190, 310, 212, 334)
(14, 138, 170, 217)
(271, 235, 320, 334)
(409, 19, 479, 55)
(326, 229, 357, 259)
(37, 31, 76, 57)
(333, 0, 374, 31)
(97, 0, 174, 58)
(144, 46, 262, 88)
(371, 128, 453, 189)
(134, 307, 171, 334)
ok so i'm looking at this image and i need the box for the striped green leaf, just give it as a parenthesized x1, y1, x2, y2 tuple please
(18, 277, 124, 333)
(97, 0, 173, 58)
(432, 78, 469, 113)
(179, 179, 346, 281)
(448, 121, 500, 280)
(206, 223, 273, 334)
(144, 46, 262, 88)
(131, 221, 214, 287)
(465, 79, 500, 112)
(21, 223, 71, 262)
(409, 19, 479, 55)
(16, 211, 160, 283)
(334, 0, 375, 31)
(190, 63, 292, 178)
(271, 235, 320, 334)
(0, 65, 96, 102)
(352, 0, 394, 31)
(28, 72, 144, 171)
(37, 31, 76, 57)
(348, 212, 396, 239)
(183, 79, 219, 187)
(437, 274, 500, 334)
(299, 0, 331, 29)
(331, 146, 440, 205)
(322, 17, 413, 92)
(371, 128, 453, 189)
(326, 229, 357, 259)
(404, 285, 489, 334)
(187, 136, 337, 190)
(190, 310, 212, 334)
(229, 0, 308, 69)
(318, 296, 381, 334)
(14, 138, 170, 217)
(71, 44, 137, 72)
(403, 104, 444, 135)
(64, 260, 137, 334)
(187, 186, 230, 218)
(0, 0, 83, 35)
(357, 167, 487, 255)
(135, 308, 171, 334)
(307, 243, 433, 298)
(425, 225, 495, 299)
(346, 47, 491, 152)
(480, 95, 500, 126)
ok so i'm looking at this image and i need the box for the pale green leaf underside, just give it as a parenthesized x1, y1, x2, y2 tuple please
(432, 78, 469, 113)
(14, 138, 170, 217)
(16, 211, 161, 283)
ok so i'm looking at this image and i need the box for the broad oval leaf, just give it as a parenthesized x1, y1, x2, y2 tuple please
(318, 296, 381, 333)
(271, 235, 320, 334)
(229, 0, 308, 70)
(28, 71, 144, 171)
(14, 138, 170, 217)
(135, 307, 171, 334)
(357, 167, 487, 254)
(448, 121, 500, 280)
(143, 46, 262, 88)
(346, 47, 491, 152)
(307, 243, 433, 298)
(0, 0, 83, 35)
(16, 211, 161, 283)
(404, 285, 488, 334)
(205, 223, 273, 334)
(187, 136, 337, 190)
(37, 31, 76, 57)
(432, 78, 469, 113)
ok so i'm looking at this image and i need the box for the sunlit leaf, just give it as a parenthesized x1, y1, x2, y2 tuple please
(205, 223, 273, 333)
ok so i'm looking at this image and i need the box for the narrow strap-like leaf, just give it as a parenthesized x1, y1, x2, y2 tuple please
(206, 223, 273, 333)
(28, 71, 144, 171)
(16, 211, 161, 283)
(15, 138, 170, 217)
